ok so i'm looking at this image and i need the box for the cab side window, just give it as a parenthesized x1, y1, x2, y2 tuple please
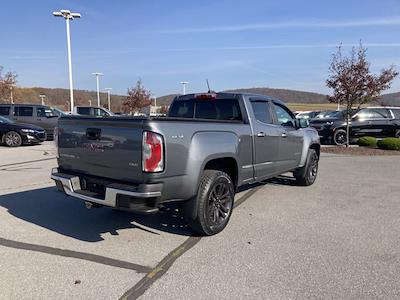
(251, 101, 273, 124)
(94, 108, 107, 116)
(392, 109, 400, 119)
(356, 108, 389, 120)
(273, 103, 295, 127)
(14, 106, 33, 117)
(37, 107, 47, 117)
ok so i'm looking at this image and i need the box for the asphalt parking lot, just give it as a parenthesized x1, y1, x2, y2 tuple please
(0, 142, 400, 299)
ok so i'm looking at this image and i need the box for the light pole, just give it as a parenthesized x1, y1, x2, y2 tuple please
(53, 9, 81, 113)
(150, 94, 157, 115)
(39, 94, 46, 105)
(92, 72, 104, 107)
(105, 88, 112, 110)
(10, 86, 14, 104)
(180, 81, 189, 95)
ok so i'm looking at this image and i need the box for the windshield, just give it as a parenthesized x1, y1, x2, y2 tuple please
(0, 116, 13, 124)
(51, 107, 66, 117)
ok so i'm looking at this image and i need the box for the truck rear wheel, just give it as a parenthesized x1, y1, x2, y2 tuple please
(187, 170, 235, 236)
(293, 149, 319, 186)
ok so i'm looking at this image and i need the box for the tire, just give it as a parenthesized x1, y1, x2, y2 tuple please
(3, 131, 23, 147)
(333, 129, 347, 146)
(186, 170, 235, 236)
(395, 129, 400, 138)
(293, 149, 319, 186)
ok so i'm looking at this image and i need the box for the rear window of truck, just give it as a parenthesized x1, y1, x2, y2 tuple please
(169, 98, 242, 121)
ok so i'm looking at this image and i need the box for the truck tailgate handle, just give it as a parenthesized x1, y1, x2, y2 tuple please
(86, 128, 101, 140)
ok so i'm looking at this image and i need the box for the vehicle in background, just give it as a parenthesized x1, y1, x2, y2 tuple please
(314, 110, 336, 119)
(295, 111, 320, 121)
(0, 104, 58, 140)
(52, 92, 320, 236)
(0, 116, 46, 147)
(309, 107, 400, 145)
(51, 107, 67, 117)
(73, 106, 115, 117)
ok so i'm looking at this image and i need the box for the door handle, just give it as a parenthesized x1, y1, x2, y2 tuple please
(281, 132, 287, 138)
(256, 132, 266, 137)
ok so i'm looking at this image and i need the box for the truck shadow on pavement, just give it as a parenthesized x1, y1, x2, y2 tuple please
(0, 177, 297, 242)
(0, 187, 192, 242)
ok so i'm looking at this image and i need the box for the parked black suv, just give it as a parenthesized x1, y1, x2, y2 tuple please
(0, 104, 59, 139)
(309, 107, 400, 145)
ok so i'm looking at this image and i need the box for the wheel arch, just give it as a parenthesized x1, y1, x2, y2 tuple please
(203, 157, 239, 190)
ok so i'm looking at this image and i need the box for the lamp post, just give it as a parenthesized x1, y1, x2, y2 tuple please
(53, 9, 81, 112)
(10, 86, 14, 104)
(180, 81, 189, 95)
(105, 88, 112, 110)
(39, 94, 46, 105)
(92, 72, 104, 107)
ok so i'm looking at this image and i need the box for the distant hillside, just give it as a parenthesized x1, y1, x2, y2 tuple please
(1, 87, 126, 112)
(3, 86, 398, 112)
(379, 92, 400, 106)
(225, 87, 328, 104)
(154, 88, 328, 107)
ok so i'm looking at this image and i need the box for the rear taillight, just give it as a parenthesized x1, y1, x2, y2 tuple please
(142, 131, 164, 172)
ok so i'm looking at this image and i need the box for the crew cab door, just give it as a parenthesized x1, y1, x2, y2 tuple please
(249, 99, 280, 179)
(271, 102, 303, 172)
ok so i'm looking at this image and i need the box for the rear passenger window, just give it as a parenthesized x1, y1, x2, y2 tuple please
(0, 106, 10, 116)
(168, 100, 194, 118)
(251, 101, 273, 124)
(15, 106, 33, 117)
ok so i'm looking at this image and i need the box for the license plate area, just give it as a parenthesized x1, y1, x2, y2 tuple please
(79, 177, 106, 198)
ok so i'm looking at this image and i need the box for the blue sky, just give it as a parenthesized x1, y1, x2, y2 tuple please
(1, 0, 400, 96)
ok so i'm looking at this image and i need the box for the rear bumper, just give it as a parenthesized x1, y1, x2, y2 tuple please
(51, 168, 163, 213)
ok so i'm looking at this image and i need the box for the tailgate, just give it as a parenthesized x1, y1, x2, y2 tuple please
(57, 117, 144, 183)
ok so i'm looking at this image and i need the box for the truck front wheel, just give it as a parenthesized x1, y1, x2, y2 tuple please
(293, 149, 319, 186)
(187, 170, 235, 236)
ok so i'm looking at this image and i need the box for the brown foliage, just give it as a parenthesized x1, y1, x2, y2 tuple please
(122, 80, 151, 114)
(0, 66, 17, 103)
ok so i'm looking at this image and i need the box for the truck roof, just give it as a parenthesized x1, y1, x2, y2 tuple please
(176, 92, 287, 106)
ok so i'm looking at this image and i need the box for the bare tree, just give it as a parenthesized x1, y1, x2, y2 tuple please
(0, 66, 18, 103)
(326, 43, 398, 147)
(122, 79, 152, 115)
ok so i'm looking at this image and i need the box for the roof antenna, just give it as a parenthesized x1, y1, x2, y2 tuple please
(206, 79, 211, 93)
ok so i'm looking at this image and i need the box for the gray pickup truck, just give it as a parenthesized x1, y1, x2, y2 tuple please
(51, 92, 320, 235)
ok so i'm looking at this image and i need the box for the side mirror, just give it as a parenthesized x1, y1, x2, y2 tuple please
(295, 118, 309, 129)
